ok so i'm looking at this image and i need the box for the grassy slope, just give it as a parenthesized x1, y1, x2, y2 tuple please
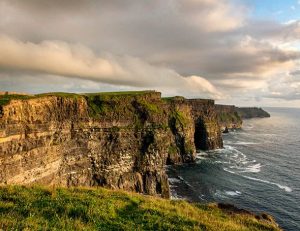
(0, 186, 280, 231)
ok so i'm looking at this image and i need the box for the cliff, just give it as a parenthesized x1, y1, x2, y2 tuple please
(0, 91, 222, 198)
(215, 105, 243, 131)
(237, 107, 271, 119)
(216, 105, 270, 132)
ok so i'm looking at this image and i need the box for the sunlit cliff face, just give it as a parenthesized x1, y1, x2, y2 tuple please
(0, 0, 300, 106)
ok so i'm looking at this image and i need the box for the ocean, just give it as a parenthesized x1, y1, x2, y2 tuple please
(167, 107, 300, 231)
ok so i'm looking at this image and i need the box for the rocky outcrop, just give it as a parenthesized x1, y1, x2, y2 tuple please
(216, 105, 270, 132)
(188, 99, 223, 150)
(237, 107, 270, 119)
(215, 105, 243, 132)
(0, 91, 223, 198)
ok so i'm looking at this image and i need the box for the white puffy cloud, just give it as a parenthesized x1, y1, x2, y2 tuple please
(0, 35, 223, 99)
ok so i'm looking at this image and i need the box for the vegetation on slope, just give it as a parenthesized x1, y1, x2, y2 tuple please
(237, 107, 270, 119)
(0, 91, 156, 107)
(0, 186, 280, 231)
(217, 111, 242, 124)
(84, 90, 156, 97)
(0, 94, 35, 107)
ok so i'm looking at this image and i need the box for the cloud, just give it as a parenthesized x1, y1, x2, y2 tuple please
(260, 70, 300, 100)
(0, 0, 300, 104)
(290, 70, 300, 76)
(243, 20, 300, 42)
(0, 35, 223, 99)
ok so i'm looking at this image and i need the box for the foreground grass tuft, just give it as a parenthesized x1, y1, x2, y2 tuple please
(0, 186, 280, 231)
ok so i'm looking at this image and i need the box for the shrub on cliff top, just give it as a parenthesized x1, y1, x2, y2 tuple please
(0, 186, 280, 231)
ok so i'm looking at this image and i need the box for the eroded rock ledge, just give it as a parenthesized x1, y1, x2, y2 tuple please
(216, 104, 270, 132)
(0, 91, 223, 198)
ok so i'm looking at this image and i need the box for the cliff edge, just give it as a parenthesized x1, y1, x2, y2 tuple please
(237, 107, 271, 119)
(216, 104, 270, 132)
(0, 91, 222, 198)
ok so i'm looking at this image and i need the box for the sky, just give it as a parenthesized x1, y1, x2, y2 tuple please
(0, 0, 300, 107)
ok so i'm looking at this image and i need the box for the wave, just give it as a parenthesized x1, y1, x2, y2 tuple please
(168, 177, 181, 184)
(224, 168, 292, 192)
(235, 141, 259, 145)
(223, 168, 236, 174)
(242, 175, 292, 192)
(224, 190, 242, 196)
(215, 190, 242, 198)
(170, 190, 187, 200)
(235, 163, 262, 173)
(224, 141, 259, 145)
(221, 145, 262, 173)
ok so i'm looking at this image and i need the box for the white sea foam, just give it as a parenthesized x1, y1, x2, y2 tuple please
(214, 190, 227, 199)
(235, 141, 258, 145)
(242, 175, 292, 192)
(225, 141, 258, 145)
(223, 168, 236, 174)
(198, 194, 205, 201)
(222, 145, 262, 173)
(236, 163, 262, 173)
(196, 152, 209, 159)
(168, 177, 181, 184)
(170, 190, 187, 200)
(178, 176, 184, 181)
(197, 156, 208, 160)
(224, 190, 242, 196)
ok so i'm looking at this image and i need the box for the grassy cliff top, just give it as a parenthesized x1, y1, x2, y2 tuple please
(84, 90, 157, 96)
(0, 94, 35, 107)
(0, 186, 280, 231)
(0, 91, 159, 107)
(0, 92, 80, 106)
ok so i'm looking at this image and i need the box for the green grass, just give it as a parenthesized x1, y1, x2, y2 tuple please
(0, 91, 156, 108)
(84, 91, 162, 118)
(0, 92, 83, 107)
(35, 92, 82, 99)
(136, 99, 162, 114)
(0, 94, 35, 107)
(84, 90, 156, 97)
(162, 96, 185, 102)
(0, 186, 280, 231)
(170, 110, 189, 128)
(218, 111, 242, 124)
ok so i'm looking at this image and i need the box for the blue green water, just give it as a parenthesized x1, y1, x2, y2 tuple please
(167, 107, 300, 231)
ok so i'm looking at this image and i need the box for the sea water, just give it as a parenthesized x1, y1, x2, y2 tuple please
(167, 107, 300, 231)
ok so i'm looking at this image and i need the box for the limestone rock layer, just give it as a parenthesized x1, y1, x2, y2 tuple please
(0, 92, 223, 198)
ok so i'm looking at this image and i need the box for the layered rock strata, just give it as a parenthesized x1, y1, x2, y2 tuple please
(216, 104, 270, 132)
(0, 91, 222, 198)
(215, 105, 243, 132)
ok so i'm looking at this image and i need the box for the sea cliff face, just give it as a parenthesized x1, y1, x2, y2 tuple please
(215, 105, 243, 131)
(237, 107, 271, 119)
(0, 92, 222, 198)
(216, 104, 270, 132)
